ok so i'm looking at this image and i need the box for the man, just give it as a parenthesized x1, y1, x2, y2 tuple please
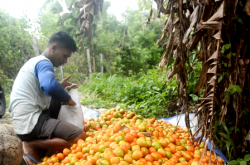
(9, 32, 87, 165)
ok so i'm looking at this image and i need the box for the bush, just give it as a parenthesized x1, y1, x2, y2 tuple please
(79, 68, 178, 119)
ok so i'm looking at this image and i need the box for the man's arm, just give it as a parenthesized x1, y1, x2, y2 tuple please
(35, 60, 72, 103)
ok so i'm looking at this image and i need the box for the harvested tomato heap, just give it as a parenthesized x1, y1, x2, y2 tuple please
(39, 108, 224, 165)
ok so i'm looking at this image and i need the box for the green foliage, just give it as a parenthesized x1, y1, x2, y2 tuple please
(80, 68, 177, 119)
(224, 85, 242, 101)
(189, 94, 198, 102)
(221, 44, 231, 53)
(37, 1, 165, 82)
(0, 10, 34, 93)
(229, 154, 250, 165)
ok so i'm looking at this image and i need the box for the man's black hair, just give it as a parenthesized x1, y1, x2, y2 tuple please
(49, 32, 77, 52)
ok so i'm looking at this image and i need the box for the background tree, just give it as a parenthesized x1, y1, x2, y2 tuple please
(0, 10, 34, 93)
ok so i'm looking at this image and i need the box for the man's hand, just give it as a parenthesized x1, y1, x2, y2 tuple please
(62, 97, 76, 106)
(61, 75, 78, 90)
(65, 84, 78, 91)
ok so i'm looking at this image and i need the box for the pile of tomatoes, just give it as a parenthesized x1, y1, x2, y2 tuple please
(39, 108, 224, 165)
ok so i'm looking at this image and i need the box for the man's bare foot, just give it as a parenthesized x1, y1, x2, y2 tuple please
(23, 141, 40, 165)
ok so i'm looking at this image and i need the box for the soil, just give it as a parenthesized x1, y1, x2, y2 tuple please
(0, 110, 12, 125)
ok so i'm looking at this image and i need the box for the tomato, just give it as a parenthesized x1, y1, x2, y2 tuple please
(130, 131, 138, 138)
(166, 151, 172, 159)
(170, 157, 178, 164)
(178, 157, 186, 162)
(113, 148, 124, 157)
(193, 153, 201, 160)
(152, 161, 160, 165)
(151, 153, 159, 161)
(175, 151, 183, 158)
(159, 139, 168, 148)
(56, 153, 64, 160)
(157, 148, 166, 157)
(132, 150, 143, 160)
(120, 144, 129, 154)
(132, 145, 140, 152)
(100, 160, 110, 165)
(82, 147, 90, 153)
(50, 157, 58, 163)
(138, 123, 147, 132)
(136, 137, 148, 147)
(63, 148, 71, 156)
(169, 145, 176, 154)
(183, 152, 192, 161)
(152, 141, 161, 150)
(115, 136, 124, 143)
(76, 152, 83, 159)
(187, 146, 195, 152)
(194, 150, 201, 155)
(124, 133, 135, 143)
(124, 154, 133, 163)
(110, 157, 120, 164)
(145, 154, 154, 162)
(140, 147, 149, 156)
(149, 147, 157, 154)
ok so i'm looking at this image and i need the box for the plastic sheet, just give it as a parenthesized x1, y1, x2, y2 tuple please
(81, 106, 101, 121)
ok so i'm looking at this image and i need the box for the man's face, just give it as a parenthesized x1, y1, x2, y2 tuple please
(50, 44, 72, 67)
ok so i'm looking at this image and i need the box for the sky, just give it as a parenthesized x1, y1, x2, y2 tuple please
(0, 0, 139, 21)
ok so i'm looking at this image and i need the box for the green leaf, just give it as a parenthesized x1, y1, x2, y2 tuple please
(239, 160, 247, 165)
(218, 74, 224, 83)
(228, 85, 242, 94)
(226, 54, 231, 58)
(244, 154, 250, 161)
(238, 18, 243, 24)
(229, 160, 239, 165)
(221, 122, 230, 135)
(189, 94, 198, 101)
(243, 110, 250, 115)
(152, 86, 160, 91)
(221, 44, 231, 53)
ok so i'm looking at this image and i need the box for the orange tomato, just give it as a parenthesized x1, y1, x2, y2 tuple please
(56, 153, 64, 160)
(149, 147, 157, 154)
(63, 148, 71, 156)
(169, 145, 176, 154)
(141, 147, 149, 156)
(132, 150, 143, 160)
(76, 152, 83, 159)
(110, 157, 120, 164)
(145, 154, 154, 162)
(183, 152, 192, 161)
(124, 154, 133, 163)
(124, 133, 135, 143)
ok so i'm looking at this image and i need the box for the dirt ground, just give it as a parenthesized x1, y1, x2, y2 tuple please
(0, 110, 12, 125)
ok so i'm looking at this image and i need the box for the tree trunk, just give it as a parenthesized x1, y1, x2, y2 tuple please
(86, 49, 92, 76)
(100, 53, 104, 73)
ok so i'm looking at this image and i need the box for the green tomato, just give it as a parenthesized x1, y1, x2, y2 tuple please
(178, 157, 186, 162)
